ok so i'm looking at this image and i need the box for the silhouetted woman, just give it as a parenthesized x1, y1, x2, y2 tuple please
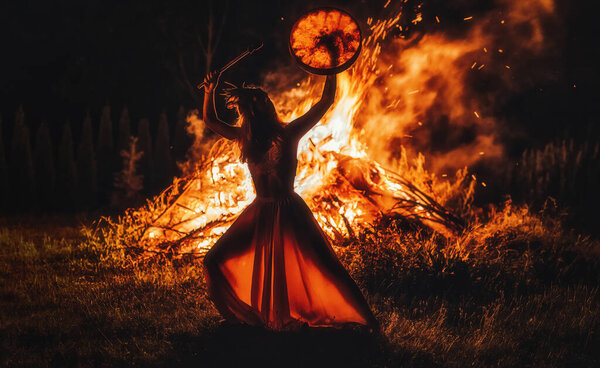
(201, 70, 377, 330)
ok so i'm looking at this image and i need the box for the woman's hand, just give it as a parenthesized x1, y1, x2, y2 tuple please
(202, 69, 240, 140)
(203, 71, 220, 93)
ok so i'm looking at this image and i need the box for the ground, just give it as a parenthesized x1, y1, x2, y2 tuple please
(0, 211, 599, 367)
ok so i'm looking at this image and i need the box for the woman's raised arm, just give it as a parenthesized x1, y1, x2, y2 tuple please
(286, 74, 336, 140)
(202, 71, 240, 140)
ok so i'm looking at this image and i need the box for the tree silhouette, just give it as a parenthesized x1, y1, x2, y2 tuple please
(0, 114, 8, 212)
(77, 114, 98, 208)
(33, 121, 56, 209)
(154, 111, 173, 189)
(118, 107, 132, 152)
(97, 104, 115, 201)
(137, 118, 154, 192)
(56, 121, 78, 210)
(9, 106, 35, 211)
(160, 0, 229, 101)
(112, 136, 144, 208)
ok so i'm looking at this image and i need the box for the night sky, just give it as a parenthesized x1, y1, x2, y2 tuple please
(1, 0, 598, 151)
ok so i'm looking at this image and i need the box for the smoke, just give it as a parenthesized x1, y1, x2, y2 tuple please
(179, 109, 212, 175)
(263, 0, 560, 175)
(186, 0, 562, 177)
(354, 0, 561, 173)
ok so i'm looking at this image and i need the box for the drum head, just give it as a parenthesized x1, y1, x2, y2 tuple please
(289, 8, 362, 75)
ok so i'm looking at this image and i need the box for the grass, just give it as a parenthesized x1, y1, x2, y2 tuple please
(504, 138, 600, 233)
(1, 205, 599, 367)
(0, 217, 217, 367)
(340, 202, 600, 366)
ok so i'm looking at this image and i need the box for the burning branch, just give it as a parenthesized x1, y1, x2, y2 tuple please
(105, 7, 530, 260)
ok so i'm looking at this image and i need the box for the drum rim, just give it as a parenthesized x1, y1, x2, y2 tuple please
(289, 7, 363, 75)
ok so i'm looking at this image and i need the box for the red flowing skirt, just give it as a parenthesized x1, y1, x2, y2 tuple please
(203, 193, 376, 330)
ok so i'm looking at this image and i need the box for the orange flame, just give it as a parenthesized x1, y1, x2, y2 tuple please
(134, 0, 557, 256)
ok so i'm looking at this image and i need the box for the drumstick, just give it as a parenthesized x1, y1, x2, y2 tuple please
(196, 42, 263, 90)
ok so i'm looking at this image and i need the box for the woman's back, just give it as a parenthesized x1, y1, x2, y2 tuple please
(246, 131, 298, 199)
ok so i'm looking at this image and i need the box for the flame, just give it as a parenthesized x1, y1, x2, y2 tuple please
(128, 0, 558, 257)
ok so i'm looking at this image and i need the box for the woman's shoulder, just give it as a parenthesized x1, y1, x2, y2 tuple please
(280, 122, 299, 142)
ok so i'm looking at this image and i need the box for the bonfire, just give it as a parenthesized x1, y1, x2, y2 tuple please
(105, 0, 554, 260)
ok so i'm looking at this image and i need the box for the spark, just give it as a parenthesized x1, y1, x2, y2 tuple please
(474, 111, 480, 118)
(464, 16, 473, 21)
(412, 13, 423, 24)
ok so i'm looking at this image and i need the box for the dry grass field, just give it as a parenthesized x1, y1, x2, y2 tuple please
(1, 202, 598, 367)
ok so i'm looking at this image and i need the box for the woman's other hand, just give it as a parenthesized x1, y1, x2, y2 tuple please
(203, 71, 220, 93)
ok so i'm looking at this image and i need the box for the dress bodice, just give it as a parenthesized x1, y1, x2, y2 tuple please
(246, 133, 298, 199)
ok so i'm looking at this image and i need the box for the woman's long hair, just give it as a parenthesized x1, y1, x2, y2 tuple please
(224, 85, 283, 162)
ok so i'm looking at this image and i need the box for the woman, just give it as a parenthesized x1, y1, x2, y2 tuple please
(201, 70, 377, 330)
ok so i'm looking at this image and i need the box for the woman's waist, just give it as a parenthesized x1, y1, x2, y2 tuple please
(250, 174, 295, 198)
(254, 189, 296, 201)
(253, 186, 300, 202)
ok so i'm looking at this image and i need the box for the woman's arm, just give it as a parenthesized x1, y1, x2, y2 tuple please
(286, 74, 337, 140)
(202, 71, 240, 140)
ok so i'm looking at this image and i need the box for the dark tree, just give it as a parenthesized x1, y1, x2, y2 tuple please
(56, 121, 78, 210)
(173, 105, 192, 162)
(118, 107, 132, 152)
(112, 136, 144, 208)
(0, 115, 8, 212)
(154, 111, 173, 189)
(33, 121, 56, 209)
(159, 0, 229, 101)
(137, 118, 154, 192)
(97, 104, 115, 201)
(77, 114, 98, 208)
(9, 106, 35, 211)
